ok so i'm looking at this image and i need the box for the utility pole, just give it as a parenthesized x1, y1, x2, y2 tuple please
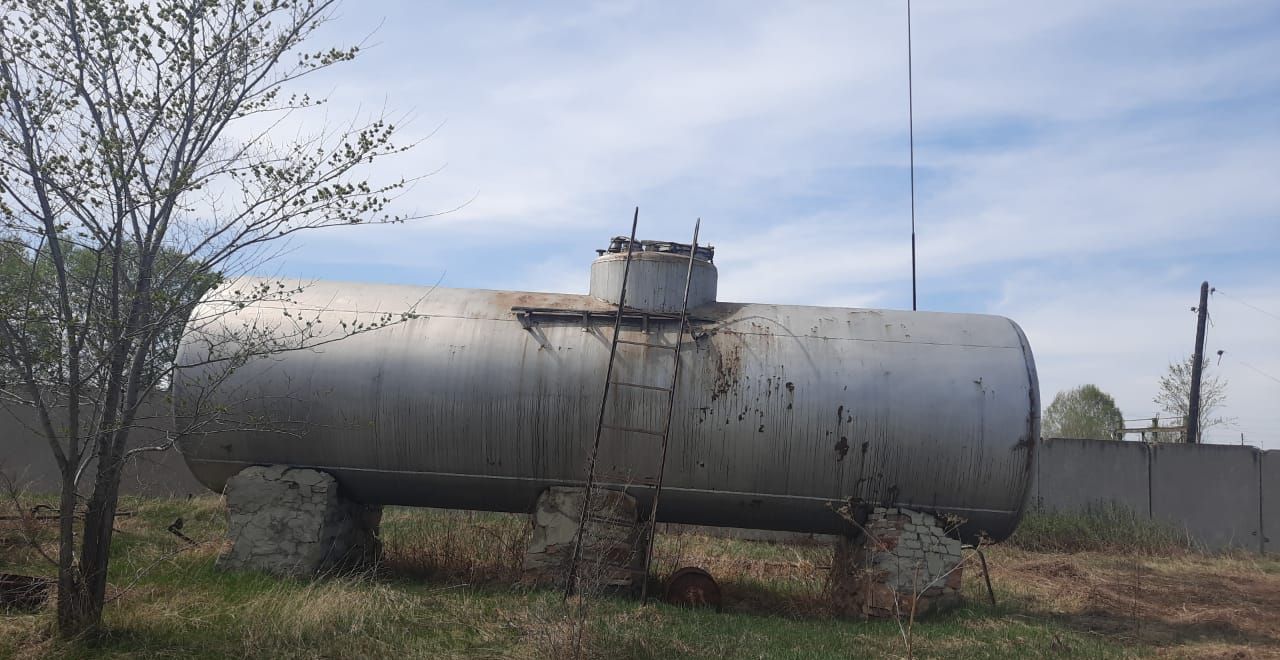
(1186, 281, 1209, 444)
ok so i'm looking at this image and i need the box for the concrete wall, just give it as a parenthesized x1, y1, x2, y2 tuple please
(1263, 451, 1280, 554)
(0, 398, 204, 498)
(1149, 443, 1261, 551)
(1033, 437, 1150, 515)
(1034, 436, 1271, 553)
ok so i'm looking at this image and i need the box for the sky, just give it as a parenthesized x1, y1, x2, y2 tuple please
(265, 1, 1280, 446)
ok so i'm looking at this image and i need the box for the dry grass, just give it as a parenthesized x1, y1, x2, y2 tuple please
(3, 495, 1279, 659)
(378, 507, 531, 585)
(1009, 504, 1202, 556)
(990, 547, 1280, 657)
(652, 526, 831, 617)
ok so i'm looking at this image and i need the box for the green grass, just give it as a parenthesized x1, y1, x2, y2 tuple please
(1009, 503, 1198, 555)
(3, 496, 1271, 659)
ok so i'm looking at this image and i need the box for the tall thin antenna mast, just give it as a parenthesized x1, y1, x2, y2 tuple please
(907, 0, 918, 311)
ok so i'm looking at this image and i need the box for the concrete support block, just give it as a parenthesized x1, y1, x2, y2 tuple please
(829, 507, 963, 619)
(522, 486, 642, 590)
(219, 465, 381, 576)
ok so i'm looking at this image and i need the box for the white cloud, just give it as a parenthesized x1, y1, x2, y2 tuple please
(258, 1, 1279, 444)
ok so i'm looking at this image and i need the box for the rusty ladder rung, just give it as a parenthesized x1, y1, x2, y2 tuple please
(600, 423, 664, 436)
(585, 514, 638, 528)
(610, 380, 672, 392)
(615, 338, 678, 350)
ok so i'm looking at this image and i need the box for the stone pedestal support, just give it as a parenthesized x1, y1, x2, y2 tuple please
(218, 465, 382, 576)
(830, 506, 965, 618)
(522, 486, 643, 590)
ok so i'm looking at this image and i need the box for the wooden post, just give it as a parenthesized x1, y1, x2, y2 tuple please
(1187, 281, 1209, 443)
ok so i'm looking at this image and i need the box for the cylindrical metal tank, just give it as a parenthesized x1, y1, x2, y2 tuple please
(175, 239, 1039, 541)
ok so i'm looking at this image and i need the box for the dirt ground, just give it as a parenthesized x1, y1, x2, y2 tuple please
(651, 524, 1280, 657)
(988, 548, 1280, 658)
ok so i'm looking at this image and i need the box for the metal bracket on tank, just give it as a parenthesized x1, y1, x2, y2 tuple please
(511, 306, 690, 333)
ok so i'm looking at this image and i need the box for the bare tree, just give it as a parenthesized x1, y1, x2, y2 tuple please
(1154, 355, 1231, 442)
(0, 0, 432, 636)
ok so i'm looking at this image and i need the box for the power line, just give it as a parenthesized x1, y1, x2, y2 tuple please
(1214, 289, 1280, 323)
(1237, 359, 1280, 386)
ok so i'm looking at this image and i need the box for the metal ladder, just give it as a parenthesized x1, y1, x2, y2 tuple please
(564, 209, 701, 603)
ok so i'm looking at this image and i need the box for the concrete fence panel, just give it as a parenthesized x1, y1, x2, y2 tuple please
(1149, 443, 1262, 552)
(1, 399, 203, 498)
(1263, 450, 1280, 555)
(1033, 437, 1150, 515)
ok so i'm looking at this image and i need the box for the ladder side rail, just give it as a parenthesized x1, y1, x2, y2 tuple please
(639, 218, 701, 604)
(564, 207, 640, 599)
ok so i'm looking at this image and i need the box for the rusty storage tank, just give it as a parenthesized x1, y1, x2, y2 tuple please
(175, 237, 1039, 541)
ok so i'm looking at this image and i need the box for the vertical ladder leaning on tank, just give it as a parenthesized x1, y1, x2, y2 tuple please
(564, 210, 701, 604)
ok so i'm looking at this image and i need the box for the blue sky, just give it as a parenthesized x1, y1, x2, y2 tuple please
(264, 1, 1280, 445)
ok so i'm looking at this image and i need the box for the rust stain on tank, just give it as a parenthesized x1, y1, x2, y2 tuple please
(710, 342, 742, 400)
(835, 436, 849, 461)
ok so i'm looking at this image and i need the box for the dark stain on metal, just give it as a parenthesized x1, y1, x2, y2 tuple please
(835, 436, 850, 461)
(710, 342, 742, 401)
